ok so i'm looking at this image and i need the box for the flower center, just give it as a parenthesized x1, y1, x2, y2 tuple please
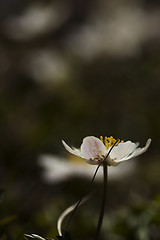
(100, 136, 123, 149)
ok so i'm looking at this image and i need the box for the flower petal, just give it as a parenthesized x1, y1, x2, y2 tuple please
(62, 140, 81, 157)
(109, 141, 139, 161)
(114, 138, 151, 163)
(80, 136, 107, 162)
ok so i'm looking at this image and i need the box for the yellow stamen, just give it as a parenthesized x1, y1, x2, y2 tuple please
(100, 136, 103, 142)
(100, 136, 123, 149)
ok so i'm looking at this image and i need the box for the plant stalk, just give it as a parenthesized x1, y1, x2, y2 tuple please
(94, 162, 108, 240)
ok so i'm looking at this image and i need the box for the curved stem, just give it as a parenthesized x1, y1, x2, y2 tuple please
(62, 164, 101, 236)
(94, 162, 108, 240)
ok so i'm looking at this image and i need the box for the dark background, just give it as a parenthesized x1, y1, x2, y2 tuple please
(0, 0, 160, 239)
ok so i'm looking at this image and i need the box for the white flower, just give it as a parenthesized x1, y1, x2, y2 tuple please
(62, 136, 151, 166)
(24, 234, 50, 240)
(38, 154, 136, 182)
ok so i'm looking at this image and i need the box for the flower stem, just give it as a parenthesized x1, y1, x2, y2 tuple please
(94, 162, 108, 240)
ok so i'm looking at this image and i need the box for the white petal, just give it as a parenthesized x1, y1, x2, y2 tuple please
(38, 154, 137, 182)
(80, 136, 107, 162)
(123, 138, 151, 160)
(24, 234, 47, 240)
(109, 141, 139, 160)
(62, 140, 81, 157)
(38, 155, 74, 182)
(114, 138, 151, 163)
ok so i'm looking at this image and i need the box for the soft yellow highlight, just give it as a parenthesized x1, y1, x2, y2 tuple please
(100, 136, 123, 149)
(69, 154, 88, 165)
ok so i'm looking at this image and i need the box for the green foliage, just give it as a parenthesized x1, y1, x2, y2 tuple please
(108, 194, 160, 240)
(0, 188, 17, 239)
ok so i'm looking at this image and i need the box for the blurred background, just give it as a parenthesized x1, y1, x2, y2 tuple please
(0, 0, 160, 239)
